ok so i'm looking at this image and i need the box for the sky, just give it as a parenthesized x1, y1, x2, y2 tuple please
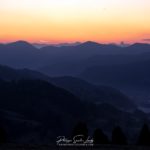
(0, 0, 150, 44)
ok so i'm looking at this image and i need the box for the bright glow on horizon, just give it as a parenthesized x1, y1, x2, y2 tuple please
(0, 0, 150, 44)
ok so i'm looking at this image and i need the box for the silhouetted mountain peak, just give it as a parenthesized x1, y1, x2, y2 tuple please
(79, 41, 102, 47)
(130, 43, 150, 48)
(7, 40, 35, 49)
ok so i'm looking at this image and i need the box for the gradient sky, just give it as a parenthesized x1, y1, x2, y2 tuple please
(0, 0, 150, 44)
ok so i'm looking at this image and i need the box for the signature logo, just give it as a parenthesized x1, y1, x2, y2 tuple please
(56, 135, 93, 146)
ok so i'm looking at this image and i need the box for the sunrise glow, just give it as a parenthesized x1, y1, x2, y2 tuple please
(0, 0, 150, 44)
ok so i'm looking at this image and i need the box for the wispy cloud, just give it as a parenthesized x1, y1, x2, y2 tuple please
(39, 40, 50, 44)
(142, 39, 150, 42)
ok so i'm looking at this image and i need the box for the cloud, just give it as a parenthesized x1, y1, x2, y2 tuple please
(39, 40, 50, 44)
(142, 39, 150, 42)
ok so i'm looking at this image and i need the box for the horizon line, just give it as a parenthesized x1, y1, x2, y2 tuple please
(1, 40, 150, 46)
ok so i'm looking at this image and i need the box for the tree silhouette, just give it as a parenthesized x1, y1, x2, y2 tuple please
(137, 124, 150, 146)
(72, 122, 88, 141)
(93, 128, 109, 145)
(112, 126, 127, 145)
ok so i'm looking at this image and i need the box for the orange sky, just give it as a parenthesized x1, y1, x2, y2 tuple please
(0, 0, 150, 44)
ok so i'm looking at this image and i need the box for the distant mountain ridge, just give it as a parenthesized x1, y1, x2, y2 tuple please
(80, 59, 150, 86)
(0, 64, 136, 111)
(0, 64, 49, 81)
(7, 40, 35, 48)
(0, 40, 150, 109)
(0, 40, 149, 76)
(49, 76, 136, 111)
(80, 59, 150, 110)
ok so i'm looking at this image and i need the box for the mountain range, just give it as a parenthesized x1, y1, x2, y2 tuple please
(0, 64, 135, 111)
(0, 41, 150, 76)
(0, 65, 148, 143)
(0, 40, 150, 143)
(0, 40, 150, 108)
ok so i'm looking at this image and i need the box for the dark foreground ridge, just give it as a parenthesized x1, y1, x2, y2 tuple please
(1, 144, 150, 150)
